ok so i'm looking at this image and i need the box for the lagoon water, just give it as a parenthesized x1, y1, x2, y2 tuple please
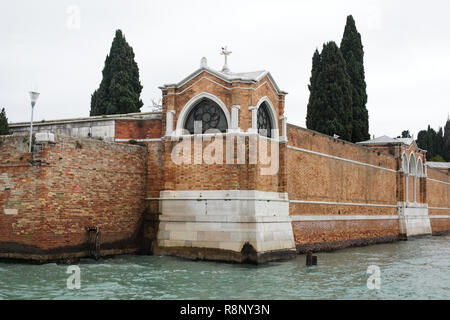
(0, 235, 449, 300)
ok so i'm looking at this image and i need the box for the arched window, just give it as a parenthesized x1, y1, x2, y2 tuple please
(409, 154, 416, 176)
(416, 158, 423, 177)
(257, 102, 273, 138)
(184, 98, 228, 134)
(402, 153, 408, 173)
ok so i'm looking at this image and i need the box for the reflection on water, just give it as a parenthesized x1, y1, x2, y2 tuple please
(0, 235, 449, 300)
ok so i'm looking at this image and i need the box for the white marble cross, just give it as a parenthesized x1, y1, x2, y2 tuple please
(220, 46, 232, 72)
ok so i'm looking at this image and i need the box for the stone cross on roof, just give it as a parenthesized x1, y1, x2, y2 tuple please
(220, 46, 232, 73)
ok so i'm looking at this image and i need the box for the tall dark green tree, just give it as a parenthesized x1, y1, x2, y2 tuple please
(443, 118, 450, 161)
(90, 30, 143, 116)
(0, 108, 10, 135)
(416, 125, 447, 161)
(401, 130, 411, 138)
(340, 15, 369, 142)
(306, 42, 353, 141)
(306, 49, 321, 130)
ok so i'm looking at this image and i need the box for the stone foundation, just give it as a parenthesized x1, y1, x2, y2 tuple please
(156, 190, 296, 263)
(398, 202, 432, 238)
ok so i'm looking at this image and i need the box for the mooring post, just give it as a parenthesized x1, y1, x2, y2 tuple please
(306, 251, 317, 266)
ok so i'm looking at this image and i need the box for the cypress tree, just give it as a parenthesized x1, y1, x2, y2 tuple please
(90, 30, 143, 116)
(306, 42, 353, 141)
(435, 127, 444, 159)
(306, 49, 321, 129)
(443, 119, 450, 161)
(0, 108, 10, 135)
(417, 121, 450, 161)
(340, 15, 369, 142)
(417, 125, 439, 160)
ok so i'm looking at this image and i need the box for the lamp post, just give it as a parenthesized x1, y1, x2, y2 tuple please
(29, 91, 40, 153)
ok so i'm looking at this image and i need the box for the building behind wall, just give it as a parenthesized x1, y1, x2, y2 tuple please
(1, 57, 449, 263)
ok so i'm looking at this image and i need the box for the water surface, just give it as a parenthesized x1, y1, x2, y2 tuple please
(0, 235, 448, 299)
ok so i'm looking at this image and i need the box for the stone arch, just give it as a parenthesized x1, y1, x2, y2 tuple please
(408, 153, 416, 176)
(416, 157, 423, 177)
(256, 96, 279, 139)
(402, 152, 409, 173)
(175, 92, 231, 135)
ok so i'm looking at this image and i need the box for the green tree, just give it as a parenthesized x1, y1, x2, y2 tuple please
(443, 118, 450, 161)
(435, 127, 444, 159)
(306, 49, 321, 130)
(417, 126, 436, 160)
(397, 130, 411, 138)
(306, 42, 353, 141)
(429, 154, 445, 162)
(340, 15, 369, 142)
(90, 30, 143, 116)
(0, 108, 10, 135)
(416, 125, 447, 161)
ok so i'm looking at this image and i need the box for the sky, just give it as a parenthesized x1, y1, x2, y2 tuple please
(1, 0, 449, 139)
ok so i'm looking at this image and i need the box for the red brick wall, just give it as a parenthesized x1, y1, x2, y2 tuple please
(286, 125, 400, 247)
(427, 167, 450, 213)
(115, 119, 161, 140)
(159, 134, 285, 193)
(161, 71, 286, 140)
(427, 167, 450, 233)
(287, 125, 398, 215)
(293, 219, 400, 252)
(0, 134, 147, 262)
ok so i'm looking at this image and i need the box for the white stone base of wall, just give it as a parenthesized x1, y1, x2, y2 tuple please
(156, 190, 296, 262)
(398, 202, 432, 238)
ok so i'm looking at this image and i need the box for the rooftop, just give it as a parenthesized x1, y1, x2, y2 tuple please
(356, 135, 415, 145)
(9, 112, 162, 127)
(426, 162, 450, 169)
(159, 55, 287, 96)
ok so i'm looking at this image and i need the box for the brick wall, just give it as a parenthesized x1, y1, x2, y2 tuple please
(0, 134, 147, 262)
(161, 71, 285, 139)
(115, 119, 162, 140)
(427, 167, 450, 234)
(286, 125, 400, 249)
(287, 125, 398, 214)
(158, 134, 285, 193)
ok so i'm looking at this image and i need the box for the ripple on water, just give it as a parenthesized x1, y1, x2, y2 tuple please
(0, 235, 449, 299)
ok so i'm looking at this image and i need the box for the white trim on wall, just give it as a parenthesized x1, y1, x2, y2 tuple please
(287, 145, 397, 173)
(290, 215, 399, 221)
(427, 178, 450, 186)
(290, 199, 398, 208)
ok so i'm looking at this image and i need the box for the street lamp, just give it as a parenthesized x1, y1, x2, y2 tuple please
(29, 91, 40, 153)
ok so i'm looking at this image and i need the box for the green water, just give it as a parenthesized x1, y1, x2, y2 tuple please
(0, 236, 449, 300)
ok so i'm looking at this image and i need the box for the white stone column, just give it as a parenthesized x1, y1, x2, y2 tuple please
(230, 105, 240, 132)
(248, 106, 257, 133)
(279, 116, 287, 142)
(165, 110, 176, 136)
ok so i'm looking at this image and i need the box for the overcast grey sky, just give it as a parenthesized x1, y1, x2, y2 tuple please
(1, 0, 449, 138)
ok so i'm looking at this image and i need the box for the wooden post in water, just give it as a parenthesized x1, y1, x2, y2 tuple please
(306, 252, 317, 266)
